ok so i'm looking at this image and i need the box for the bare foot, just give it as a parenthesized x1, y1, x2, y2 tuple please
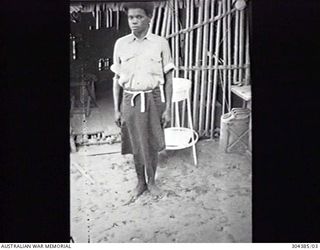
(148, 183, 163, 198)
(123, 183, 147, 206)
(134, 182, 148, 197)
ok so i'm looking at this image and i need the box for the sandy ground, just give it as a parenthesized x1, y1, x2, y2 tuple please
(70, 139, 251, 243)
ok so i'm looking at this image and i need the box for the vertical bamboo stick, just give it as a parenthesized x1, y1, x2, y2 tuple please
(198, 0, 210, 135)
(161, 2, 169, 37)
(174, 0, 179, 77)
(227, 0, 232, 111)
(192, 0, 204, 130)
(210, 2, 222, 138)
(155, 4, 163, 35)
(188, 0, 195, 82)
(182, 0, 191, 127)
(183, 0, 190, 79)
(109, 8, 113, 28)
(150, 7, 157, 33)
(187, 0, 195, 128)
(204, 0, 215, 135)
(239, 8, 245, 83)
(245, 9, 250, 85)
(96, 4, 100, 30)
(233, 7, 239, 84)
(165, 1, 172, 37)
(222, 0, 228, 115)
(106, 5, 109, 28)
(170, 0, 175, 126)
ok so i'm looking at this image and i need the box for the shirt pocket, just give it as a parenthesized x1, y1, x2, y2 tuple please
(120, 54, 136, 74)
(149, 56, 163, 76)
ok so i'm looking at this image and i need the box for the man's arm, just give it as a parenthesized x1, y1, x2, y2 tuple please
(161, 70, 173, 128)
(113, 76, 122, 127)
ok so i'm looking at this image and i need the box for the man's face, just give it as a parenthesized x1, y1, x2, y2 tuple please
(127, 8, 150, 34)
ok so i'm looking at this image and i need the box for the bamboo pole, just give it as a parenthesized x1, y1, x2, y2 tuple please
(204, 0, 215, 136)
(174, 0, 179, 77)
(116, 4, 119, 30)
(222, 0, 227, 115)
(109, 8, 113, 28)
(245, 9, 250, 85)
(178, 65, 248, 70)
(150, 7, 157, 33)
(239, 8, 245, 83)
(188, 0, 195, 83)
(227, 0, 232, 111)
(170, 0, 175, 126)
(233, 8, 239, 84)
(166, 5, 236, 39)
(165, 1, 172, 37)
(182, 0, 191, 127)
(198, 0, 211, 135)
(210, 2, 222, 138)
(161, 2, 169, 37)
(187, 0, 195, 129)
(183, 0, 190, 79)
(155, 4, 163, 35)
(192, 0, 204, 130)
(96, 4, 100, 30)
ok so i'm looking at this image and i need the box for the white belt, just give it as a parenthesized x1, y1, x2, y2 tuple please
(124, 85, 166, 112)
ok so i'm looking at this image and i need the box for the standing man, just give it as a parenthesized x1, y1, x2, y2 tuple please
(111, 2, 175, 199)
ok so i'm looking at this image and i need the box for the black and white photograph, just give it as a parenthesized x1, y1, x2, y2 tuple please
(1, 0, 319, 245)
(70, 0, 252, 243)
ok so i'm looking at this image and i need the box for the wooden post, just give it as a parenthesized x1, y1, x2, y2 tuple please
(198, 0, 211, 135)
(192, 0, 204, 130)
(204, 0, 216, 136)
(210, 2, 222, 138)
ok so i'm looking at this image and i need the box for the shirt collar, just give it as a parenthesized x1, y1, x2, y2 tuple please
(129, 29, 154, 43)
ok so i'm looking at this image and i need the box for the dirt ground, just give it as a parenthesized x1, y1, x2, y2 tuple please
(70, 139, 251, 243)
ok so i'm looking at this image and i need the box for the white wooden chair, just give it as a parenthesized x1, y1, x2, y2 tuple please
(164, 78, 199, 165)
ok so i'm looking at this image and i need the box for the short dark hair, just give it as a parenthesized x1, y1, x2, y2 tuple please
(122, 2, 154, 18)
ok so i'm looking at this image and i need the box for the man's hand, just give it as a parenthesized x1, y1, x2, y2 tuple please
(161, 109, 171, 128)
(115, 110, 122, 128)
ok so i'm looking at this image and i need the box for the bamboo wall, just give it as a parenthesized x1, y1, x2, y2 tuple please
(150, 0, 250, 138)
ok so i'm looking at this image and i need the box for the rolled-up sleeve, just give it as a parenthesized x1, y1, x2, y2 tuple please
(161, 39, 175, 74)
(110, 40, 121, 76)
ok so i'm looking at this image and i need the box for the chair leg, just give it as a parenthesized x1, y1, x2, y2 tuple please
(192, 143, 197, 165)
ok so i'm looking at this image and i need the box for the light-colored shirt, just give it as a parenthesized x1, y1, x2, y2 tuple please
(110, 32, 175, 91)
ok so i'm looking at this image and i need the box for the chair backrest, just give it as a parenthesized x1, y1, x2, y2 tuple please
(172, 78, 192, 103)
(171, 78, 193, 129)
